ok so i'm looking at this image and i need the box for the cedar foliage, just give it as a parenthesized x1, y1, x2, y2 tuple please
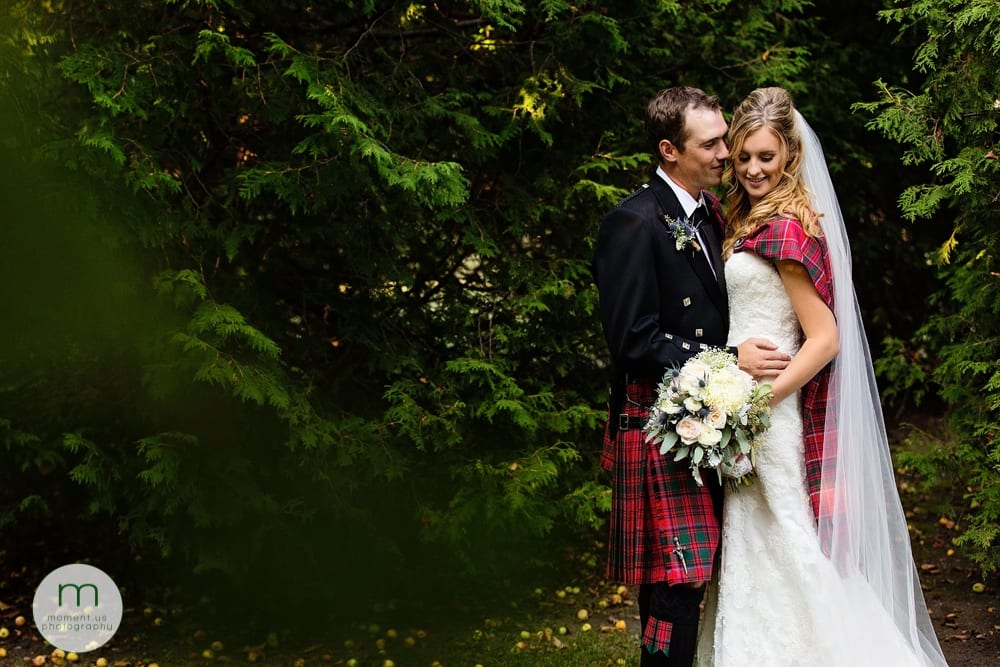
(0, 0, 943, 606)
(858, 0, 1000, 574)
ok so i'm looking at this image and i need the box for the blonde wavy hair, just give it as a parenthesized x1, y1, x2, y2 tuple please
(723, 87, 823, 255)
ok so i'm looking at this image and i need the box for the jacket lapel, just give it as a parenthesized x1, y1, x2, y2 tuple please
(699, 192, 729, 300)
(650, 179, 727, 314)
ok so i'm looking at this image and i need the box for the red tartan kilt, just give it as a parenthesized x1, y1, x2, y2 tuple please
(603, 379, 721, 586)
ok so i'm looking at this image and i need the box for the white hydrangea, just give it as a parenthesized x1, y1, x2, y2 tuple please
(703, 365, 754, 415)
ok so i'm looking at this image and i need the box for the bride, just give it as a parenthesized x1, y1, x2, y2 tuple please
(696, 87, 950, 666)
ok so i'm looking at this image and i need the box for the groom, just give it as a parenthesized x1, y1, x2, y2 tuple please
(592, 86, 788, 666)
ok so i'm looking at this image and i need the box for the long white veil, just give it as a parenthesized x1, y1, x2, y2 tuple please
(798, 111, 949, 666)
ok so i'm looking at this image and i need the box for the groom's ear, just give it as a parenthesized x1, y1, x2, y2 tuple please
(659, 139, 679, 163)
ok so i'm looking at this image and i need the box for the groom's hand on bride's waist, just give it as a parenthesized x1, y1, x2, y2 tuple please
(736, 337, 791, 380)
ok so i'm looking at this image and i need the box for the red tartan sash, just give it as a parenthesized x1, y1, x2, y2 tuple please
(737, 217, 833, 519)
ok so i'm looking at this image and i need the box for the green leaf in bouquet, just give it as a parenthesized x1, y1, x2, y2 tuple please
(658, 430, 680, 455)
(736, 428, 750, 452)
(693, 446, 705, 465)
(674, 446, 690, 462)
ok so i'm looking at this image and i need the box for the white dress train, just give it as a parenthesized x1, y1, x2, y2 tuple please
(696, 250, 925, 666)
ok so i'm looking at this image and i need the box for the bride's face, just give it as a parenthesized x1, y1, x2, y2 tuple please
(734, 127, 786, 205)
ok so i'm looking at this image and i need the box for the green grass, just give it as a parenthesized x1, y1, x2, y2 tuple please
(16, 550, 644, 667)
(161, 586, 638, 666)
(3, 594, 642, 667)
(1, 537, 645, 667)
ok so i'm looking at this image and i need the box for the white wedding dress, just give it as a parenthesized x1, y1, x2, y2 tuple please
(696, 250, 927, 666)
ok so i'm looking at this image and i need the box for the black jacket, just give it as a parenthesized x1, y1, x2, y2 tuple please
(593, 173, 731, 416)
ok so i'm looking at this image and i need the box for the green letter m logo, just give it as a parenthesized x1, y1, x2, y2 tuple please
(58, 583, 99, 607)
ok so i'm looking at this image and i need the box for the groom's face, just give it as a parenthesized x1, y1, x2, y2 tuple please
(668, 107, 730, 196)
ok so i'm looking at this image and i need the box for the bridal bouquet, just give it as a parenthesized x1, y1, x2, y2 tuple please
(643, 348, 773, 488)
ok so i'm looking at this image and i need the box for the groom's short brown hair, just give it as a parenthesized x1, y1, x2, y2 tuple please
(645, 86, 722, 156)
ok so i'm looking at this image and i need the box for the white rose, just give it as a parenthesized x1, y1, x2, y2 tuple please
(704, 405, 727, 430)
(657, 395, 678, 411)
(675, 416, 703, 444)
(698, 426, 723, 447)
(663, 400, 684, 415)
(683, 396, 703, 413)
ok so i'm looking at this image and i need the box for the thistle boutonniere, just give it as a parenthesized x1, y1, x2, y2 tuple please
(663, 212, 702, 252)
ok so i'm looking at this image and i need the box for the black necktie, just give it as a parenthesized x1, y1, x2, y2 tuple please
(691, 205, 717, 276)
(690, 203, 706, 225)
(692, 204, 712, 236)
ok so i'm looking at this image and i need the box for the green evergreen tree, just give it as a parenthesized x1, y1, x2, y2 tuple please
(0, 0, 930, 605)
(858, 0, 1000, 574)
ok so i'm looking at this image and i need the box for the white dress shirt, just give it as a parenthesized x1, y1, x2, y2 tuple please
(655, 167, 717, 279)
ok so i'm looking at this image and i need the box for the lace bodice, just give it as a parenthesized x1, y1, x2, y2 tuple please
(725, 250, 801, 354)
